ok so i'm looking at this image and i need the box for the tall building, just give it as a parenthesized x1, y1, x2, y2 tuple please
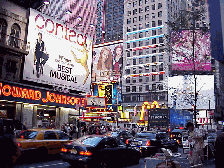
(122, 0, 173, 124)
(41, 0, 97, 41)
(95, 0, 124, 44)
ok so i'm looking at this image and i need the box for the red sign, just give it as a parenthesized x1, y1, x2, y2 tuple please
(209, 110, 214, 116)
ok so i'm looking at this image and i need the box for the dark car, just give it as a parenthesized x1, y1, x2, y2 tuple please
(107, 131, 134, 144)
(170, 129, 187, 146)
(60, 135, 141, 168)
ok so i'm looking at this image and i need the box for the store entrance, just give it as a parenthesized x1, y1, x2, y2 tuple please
(0, 101, 16, 119)
(37, 106, 56, 128)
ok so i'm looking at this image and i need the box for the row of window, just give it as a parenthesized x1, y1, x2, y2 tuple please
(127, 20, 163, 32)
(125, 64, 164, 72)
(126, 38, 164, 49)
(125, 74, 164, 84)
(125, 83, 164, 93)
(128, 0, 159, 8)
(127, 12, 162, 24)
(129, 3, 162, 16)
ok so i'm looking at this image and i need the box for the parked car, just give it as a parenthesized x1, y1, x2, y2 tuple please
(60, 135, 141, 168)
(16, 129, 71, 157)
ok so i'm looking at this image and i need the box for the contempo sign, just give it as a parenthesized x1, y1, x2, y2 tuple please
(23, 9, 93, 93)
(0, 82, 85, 108)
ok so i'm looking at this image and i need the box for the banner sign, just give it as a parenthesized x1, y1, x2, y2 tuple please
(86, 96, 106, 109)
(0, 82, 85, 108)
(24, 9, 93, 93)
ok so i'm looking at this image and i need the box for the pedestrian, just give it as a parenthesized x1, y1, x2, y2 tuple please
(69, 124, 74, 139)
(214, 127, 224, 168)
(61, 124, 67, 134)
(186, 122, 204, 167)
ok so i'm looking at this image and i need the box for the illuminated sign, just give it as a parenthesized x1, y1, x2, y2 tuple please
(140, 101, 161, 120)
(86, 96, 106, 109)
(24, 9, 93, 93)
(0, 82, 85, 108)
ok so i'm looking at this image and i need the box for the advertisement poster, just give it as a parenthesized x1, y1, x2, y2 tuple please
(92, 43, 123, 82)
(168, 75, 215, 109)
(23, 9, 93, 93)
(171, 30, 211, 71)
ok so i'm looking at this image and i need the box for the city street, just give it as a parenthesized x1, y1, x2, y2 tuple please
(13, 147, 216, 168)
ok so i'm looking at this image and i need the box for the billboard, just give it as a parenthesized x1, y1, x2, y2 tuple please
(171, 30, 211, 71)
(24, 9, 93, 93)
(86, 96, 106, 109)
(92, 43, 123, 82)
(168, 75, 215, 109)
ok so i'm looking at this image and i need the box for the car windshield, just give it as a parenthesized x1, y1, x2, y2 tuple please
(81, 137, 103, 146)
(17, 131, 38, 139)
(111, 132, 118, 136)
(136, 133, 156, 139)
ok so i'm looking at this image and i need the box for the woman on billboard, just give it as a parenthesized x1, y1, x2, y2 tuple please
(113, 44, 123, 80)
(96, 46, 113, 80)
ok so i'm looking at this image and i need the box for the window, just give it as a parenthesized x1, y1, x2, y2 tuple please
(44, 131, 57, 140)
(139, 0, 143, 5)
(10, 23, 21, 48)
(145, 22, 150, 28)
(133, 50, 136, 55)
(133, 59, 136, 65)
(146, 39, 150, 46)
(127, 18, 131, 24)
(139, 86, 142, 92)
(0, 19, 7, 41)
(133, 9, 138, 15)
(152, 13, 155, 19)
(127, 59, 131, 66)
(145, 85, 149, 91)
(158, 11, 162, 17)
(152, 38, 156, 44)
(139, 24, 143, 30)
(139, 49, 143, 55)
(159, 55, 163, 62)
(133, 17, 137, 23)
(158, 20, 162, 26)
(127, 51, 130, 57)
(159, 74, 163, 81)
(152, 50, 156, 53)
(132, 86, 136, 92)
(127, 43, 130, 48)
(126, 78, 130, 83)
(139, 15, 143, 21)
(139, 32, 143, 38)
(152, 21, 156, 27)
(133, 67, 137, 74)
(152, 65, 157, 72)
(126, 69, 130, 74)
(126, 86, 130, 92)
(145, 14, 150, 20)
(57, 131, 69, 140)
(152, 56, 156, 62)
(145, 65, 149, 72)
(127, 27, 131, 32)
(139, 67, 143, 73)
(152, 75, 156, 81)
(145, 6, 149, 12)
(133, 25, 137, 31)
(152, 30, 156, 36)
(158, 84, 163, 90)
(139, 76, 143, 82)
(139, 58, 143, 64)
(139, 8, 143, 13)
(146, 57, 149, 62)
(151, 0, 155, 2)
(145, 0, 149, 4)
(152, 4, 156, 10)
(133, 1, 137, 7)
(133, 77, 136, 83)
(158, 3, 162, 9)
(133, 42, 136, 47)
(152, 84, 156, 91)
(159, 37, 163, 43)
(127, 11, 131, 16)
(158, 28, 162, 35)
(145, 76, 149, 82)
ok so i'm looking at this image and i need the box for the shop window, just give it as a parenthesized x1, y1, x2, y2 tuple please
(44, 131, 57, 140)
(0, 19, 7, 43)
(126, 86, 130, 92)
(132, 86, 136, 92)
(9, 23, 21, 48)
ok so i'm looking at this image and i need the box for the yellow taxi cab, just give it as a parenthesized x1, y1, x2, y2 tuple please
(16, 129, 71, 155)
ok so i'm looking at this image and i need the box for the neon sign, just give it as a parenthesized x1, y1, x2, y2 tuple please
(140, 101, 161, 121)
(0, 83, 85, 107)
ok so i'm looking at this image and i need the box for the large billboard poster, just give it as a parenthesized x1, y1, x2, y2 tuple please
(168, 75, 215, 109)
(171, 30, 211, 71)
(92, 43, 123, 82)
(24, 9, 93, 93)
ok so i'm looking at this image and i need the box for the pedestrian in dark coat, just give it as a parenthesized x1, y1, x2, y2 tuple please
(214, 128, 224, 168)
